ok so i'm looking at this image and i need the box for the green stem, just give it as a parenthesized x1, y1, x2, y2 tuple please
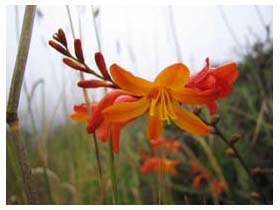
(109, 138, 119, 204)
(214, 125, 268, 204)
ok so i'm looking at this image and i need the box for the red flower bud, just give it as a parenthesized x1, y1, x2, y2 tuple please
(52, 33, 60, 43)
(49, 40, 68, 56)
(74, 39, 84, 63)
(63, 57, 87, 72)
(95, 52, 111, 80)
(58, 28, 67, 47)
(78, 79, 114, 88)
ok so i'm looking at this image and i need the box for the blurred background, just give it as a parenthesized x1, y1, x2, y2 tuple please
(6, 5, 273, 204)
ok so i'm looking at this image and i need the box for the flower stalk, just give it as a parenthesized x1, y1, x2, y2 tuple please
(213, 125, 268, 204)
(109, 138, 119, 204)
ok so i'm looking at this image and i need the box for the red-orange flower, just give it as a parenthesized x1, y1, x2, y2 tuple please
(150, 137, 180, 153)
(103, 63, 219, 140)
(186, 58, 239, 114)
(140, 157, 180, 176)
(70, 90, 137, 153)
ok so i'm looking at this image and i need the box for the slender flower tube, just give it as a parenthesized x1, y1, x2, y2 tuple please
(102, 63, 220, 140)
(186, 58, 239, 114)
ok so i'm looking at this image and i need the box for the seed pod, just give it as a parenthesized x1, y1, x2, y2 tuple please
(229, 134, 241, 144)
(58, 28, 67, 47)
(95, 52, 111, 80)
(63, 57, 87, 72)
(78, 79, 114, 88)
(49, 40, 68, 56)
(225, 148, 236, 158)
(74, 39, 84, 63)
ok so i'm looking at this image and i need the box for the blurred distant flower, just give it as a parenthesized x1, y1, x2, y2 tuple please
(186, 58, 239, 114)
(211, 178, 227, 195)
(189, 160, 226, 195)
(70, 90, 137, 153)
(103, 63, 219, 140)
(151, 137, 180, 153)
(141, 157, 180, 176)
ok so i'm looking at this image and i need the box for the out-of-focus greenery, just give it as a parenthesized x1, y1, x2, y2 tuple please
(6, 36, 272, 204)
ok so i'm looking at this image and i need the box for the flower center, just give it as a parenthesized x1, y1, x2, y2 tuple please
(148, 87, 176, 123)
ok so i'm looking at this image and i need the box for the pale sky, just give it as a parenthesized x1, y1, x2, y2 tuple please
(6, 5, 273, 131)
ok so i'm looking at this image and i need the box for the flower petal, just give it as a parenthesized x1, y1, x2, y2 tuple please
(70, 112, 89, 121)
(111, 124, 123, 153)
(102, 97, 150, 123)
(172, 102, 210, 135)
(88, 90, 129, 132)
(110, 64, 153, 96)
(206, 101, 218, 115)
(154, 63, 190, 88)
(147, 114, 163, 140)
(92, 119, 110, 140)
(141, 158, 160, 173)
(212, 62, 239, 84)
(172, 87, 219, 105)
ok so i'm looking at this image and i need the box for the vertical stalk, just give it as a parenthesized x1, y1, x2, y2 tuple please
(109, 138, 119, 204)
(6, 5, 37, 204)
(66, 5, 105, 203)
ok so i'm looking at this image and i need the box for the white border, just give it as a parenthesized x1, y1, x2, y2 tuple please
(1, 0, 279, 209)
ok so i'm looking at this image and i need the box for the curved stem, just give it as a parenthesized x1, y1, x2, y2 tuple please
(213, 125, 268, 204)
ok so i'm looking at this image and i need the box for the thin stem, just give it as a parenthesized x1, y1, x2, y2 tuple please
(109, 138, 119, 204)
(91, 132, 106, 203)
(213, 125, 268, 204)
(6, 5, 37, 204)
(66, 5, 105, 203)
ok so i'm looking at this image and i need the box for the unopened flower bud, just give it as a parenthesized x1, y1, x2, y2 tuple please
(193, 106, 202, 115)
(52, 33, 60, 43)
(225, 148, 236, 158)
(210, 115, 220, 125)
(49, 40, 68, 56)
(78, 79, 114, 88)
(95, 52, 111, 80)
(229, 134, 241, 144)
(58, 28, 67, 47)
(74, 39, 84, 63)
(63, 57, 87, 72)
(250, 192, 261, 200)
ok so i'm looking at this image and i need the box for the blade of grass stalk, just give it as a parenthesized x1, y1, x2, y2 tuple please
(6, 5, 37, 204)
(252, 100, 265, 145)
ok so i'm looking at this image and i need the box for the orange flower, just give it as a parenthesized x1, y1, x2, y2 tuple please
(186, 58, 239, 114)
(140, 157, 180, 176)
(150, 137, 180, 153)
(70, 90, 137, 153)
(211, 178, 227, 195)
(103, 64, 219, 140)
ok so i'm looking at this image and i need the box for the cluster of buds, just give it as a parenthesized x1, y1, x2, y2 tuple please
(49, 28, 116, 89)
